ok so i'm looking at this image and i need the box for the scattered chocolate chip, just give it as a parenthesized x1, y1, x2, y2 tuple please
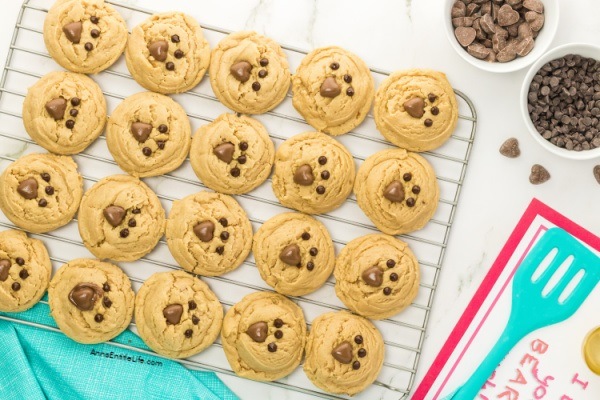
(17, 178, 38, 200)
(431, 106, 440, 116)
(69, 283, 102, 311)
(142, 147, 152, 157)
(383, 180, 405, 203)
(530, 164, 550, 184)
(321, 170, 330, 180)
(346, 87, 355, 96)
(65, 119, 75, 129)
(45, 186, 54, 195)
(103, 283, 110, 292)
(316, 185, 325, 194)
(260, 58, 269, 67)
(331, 341, 352, 364)
(84, 42, 93, 51)
(230, 167, 241, 177)
(406, 198, 416, 207)
(94, 314, 103, 322)
(62, 22, 82, 44)
(157, 141, 166, 150)
(362, 266, 384, 287)
(70, 109, 79, 117)
(279, 244, 301, 266)
(386, 259, 396, 268)
(120, 229, 129, 238)
(0, 260, 10, 282)
(424, 119, 433, 127)
(158, 124, 168, 134)
(499, 137, 521, 158)
(390, 272, 399, 281)
(40, 173, 51, 182)
(171, 34, 180, 43)
(353, 361, 361, 370)
(219, 218, 228, 227)
(16, 257, 25, 266)
(90, 29, 100, 38)
(230, 61, 252, 83)
(252, 82, 261, 91)
(294, 164, 315, 186)
(306, 261, 314, 271)
(213, 142, 235, 163)
(163, 304, 183, 325)
(309, 247, 318, 256)
(237, 155, 247, 164)
(11, 282, 21, 291)
(166, 62, 175, 71)
(274, 330, 283, 339)
(132, 208, 141, 214)
(358, 348, 367, 358)
(594, 166, 600, 184)
(320, 77, 341, 98)
(130, 122, 152, 143)
(258, 69, 268, 78)
(71, 97, 80, 106)
(38, 199, 47, 207)
(383, 287, 392, 295)
(216, 246, 224, 255)
(343, 74, 352, 83)
(103, 297, 112, 308)
(268, 342, 278, 352)
(184, 329, 193, 338)
(412, 186, 421, 194)
(174, 50, 184, 59)
(194, 221, 215, 242)
(90, 16, 99, 24)
(148, 40, 168, 62)
(192, 316, 199, 325)
(330, 62, 339, 70)
(403, 97, 425, 118)
(318, 156, 327, 165)
(274, 319, 284, 328)
(354, 335, 363, 345)
(239, 142, 248, 151)
(220, 231, 230, 241)
(45, 98, 67, 120)
(128, 219, 136, 228)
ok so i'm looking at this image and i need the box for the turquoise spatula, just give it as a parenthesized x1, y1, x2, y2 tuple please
(448, 227, 600, 400)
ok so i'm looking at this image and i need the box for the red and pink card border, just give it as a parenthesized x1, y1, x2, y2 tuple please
(412, 198, 600, 400)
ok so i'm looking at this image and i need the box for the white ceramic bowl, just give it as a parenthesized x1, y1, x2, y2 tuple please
(443, 0, 559, 73)
(520, 43, 600, 160)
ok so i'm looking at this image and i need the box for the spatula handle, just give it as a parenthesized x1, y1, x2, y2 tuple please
(452, 327, 523, 399)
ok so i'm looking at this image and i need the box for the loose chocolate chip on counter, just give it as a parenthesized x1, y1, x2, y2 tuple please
(354, 335, 363, 345)
(84, 42, 93, 51)
(120, 229, 129, 238)
(318, 156, 327, 165)
(331, 341, 352, 364)
(320, 77, 341, 98)
(529, 164, 550, 185)
(279, 244, 301, 266)
(0, 260, 11, 281)
(412, 186, 421, 194)
(258, 69, 268, 78)
(594, 166, 600, 184)
(362, 266, 383, 287)
(188, 300, 197, 310)
(352, 361, 361, 370)
(103, 283, 110, 292)
(90, 29, 100, 38)
(163, 304, 183, 325)
(301, 232, 310, 240)
(455, 26, 476, 47)
(403, 97, 425, 118)
(383, 180, 405, 203)
(390, 272, 399, 282)
(268, 342, 278, 352)
(220, 231, 230, 241)
(252, 82, 261, 91)
(346, 87, 355, 97)
(274, 330, 283, 339)
(94, 314, 104, 322)
(238, 155, 247, 164)
(62, 22, 82, 44)
(45, 98, 67, 120)
(148, 40, 168, 62)
(174, 50, 184, 59)
(321, 170, 330, 180)
(11, 282, 21, 291)
(40, 173, 50, 182)
(216, 246, 224, 255)
(424, 119, 433, 127)
(128, 219, 136, 228)
(403, 172, 412, 182)
(230, 61, 252, 83)
(16, 257, 24, 266)
(45, 186, 55, 195)
(130, 122, 152, 143)
(306, 261, 314, 271)
(194, 220, 215, 242)
(103, 297, 112, 308)
(294, 164, 315, 186)
(316, 185, 326, 195)
(38, 199, 48, 208)
(192, 316, 199, 325)
(213, 142, 235, 163)
(274, 318, 284, 328)
(406, 198, 416, 207)
(166, 62, 175, 71)
(383, 287, 392, 296)
(157, 141, 166, 150)
(69, 283, 102, 311)
(90, 16, 99, 24)
(103, 205, 125, 227)
(431, 106, 440, 116)
(358, 348, 367, 358)
(17, 178, 38, 200)
(499, 137, 521, 158)
(184, 329, 193, 338)
(230, 167, 241, 177)
(171, 34, 180, 43)
(344, 74, 352, 83)
(70, 109, 79, 117)
(260, 58, 269, 67)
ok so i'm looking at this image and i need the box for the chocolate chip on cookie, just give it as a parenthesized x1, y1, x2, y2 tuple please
(163, 303, 184, 325)
(103, 206, 126, 227)
(279, 244, 301, 266)
(246, 321, 268, 343)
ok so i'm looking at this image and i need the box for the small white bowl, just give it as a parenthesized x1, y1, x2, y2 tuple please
(443, 0, 559, 73)
(520, 43, 600, 160)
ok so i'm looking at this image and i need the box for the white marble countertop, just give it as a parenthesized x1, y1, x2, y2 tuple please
(0, 1, 599, 399)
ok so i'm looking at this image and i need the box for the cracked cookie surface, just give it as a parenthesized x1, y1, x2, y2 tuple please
(23, 71, 106, 155)
(134, 270, 223, 359)
(78, 175, 165, 262)
(106, 92, 191, 177)
(334, 233, 420, 320)
(374, 69, 458, 152)
(253, 212, 334, 296)
(209, 31, 291, 114)
(190, 113, 274, 194)
(125, 12, 210, 94)
(304, 311, 384, 396)
(355, 149, 439, 235)
(44, 0, 128, 74)
(292, 46, 374, 135)
(166, 192, 252, 276)
(0, 230, 52, 313)
(271, 132, 355, 214)
(221, 291, 307, 381)
(0, 153, 83, 233)
(48, 258, 134, 344)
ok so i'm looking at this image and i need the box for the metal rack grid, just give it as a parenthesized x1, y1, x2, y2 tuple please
(0, 0, 477, 399)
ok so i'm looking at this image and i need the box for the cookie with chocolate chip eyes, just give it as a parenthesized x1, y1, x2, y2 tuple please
(304, 311, 384, 396)
(271, 132, 356, 214)
(253, 212, 335, 296)
(292, 46, 375, 135)
(22, 71, 107, 155)
(78, 175, 166, 262)
(125, 12, 211, 94)
(354, 149, 439, 235)
(106, 92, 191, 178)
(135, 271, 223, 359)
(44, 0, 127, 74)
(165, 192, 253, 276)
(209, 31, 291, 114)
(221, 291, 307, 381)
(0, 230, 52, 313)
(0, 153, 83, 233)
(334, 234, 420, 320)
(374, 69, 458, 152)
(48, 258, 134, 344)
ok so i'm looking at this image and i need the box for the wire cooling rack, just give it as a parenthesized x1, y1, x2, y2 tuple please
(0, 1, 477, 399)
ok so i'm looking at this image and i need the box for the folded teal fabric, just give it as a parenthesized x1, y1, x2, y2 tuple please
(0, 297, 238, 400)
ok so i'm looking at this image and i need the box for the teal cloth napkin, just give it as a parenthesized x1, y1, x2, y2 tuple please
(0, 296, 238, 400)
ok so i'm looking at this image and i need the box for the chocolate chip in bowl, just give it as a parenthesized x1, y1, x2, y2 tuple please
(521, 43, 600, 160)
(444, 0, 559, 73)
